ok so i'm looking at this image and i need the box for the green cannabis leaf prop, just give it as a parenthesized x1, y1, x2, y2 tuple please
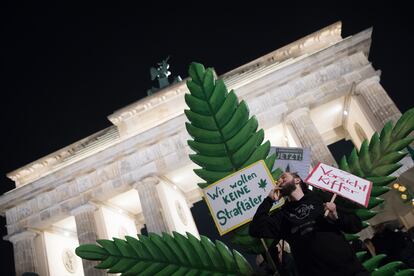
(358, 254, 414, 276)
(185, 62, 280, 187)
(335, 108, 414, 275)
(337, 108, 414, 223)
(185, 62, 282, 254)
(75, 231, 253, 275)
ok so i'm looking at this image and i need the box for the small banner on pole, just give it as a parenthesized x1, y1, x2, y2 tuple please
(270, 146, 311, 180)
(202, 160, 279, 235)
(305, 162, 373, 207)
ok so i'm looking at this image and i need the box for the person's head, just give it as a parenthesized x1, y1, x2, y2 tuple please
(278, 172, 308, 196)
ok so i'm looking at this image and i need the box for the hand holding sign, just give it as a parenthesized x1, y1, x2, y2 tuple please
(324, 196, 339, 218)
(305, 163, 373, 212)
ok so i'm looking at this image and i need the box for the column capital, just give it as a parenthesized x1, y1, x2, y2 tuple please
(285, 107, 310, 123)
(131, 181, 142, 190)
(7, 229, 37, 244)
(142, 175, 160, 185)
(356, 75, 380, 91)
(70, 203, 98, 216)
(132, 176, 160, 190)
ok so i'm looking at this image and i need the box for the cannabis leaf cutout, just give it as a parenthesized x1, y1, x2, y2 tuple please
(258, 179, 267, 191)
(185, 62, 282, 255)
(184, 62, 280, 188)
(76, 232, 253, 275)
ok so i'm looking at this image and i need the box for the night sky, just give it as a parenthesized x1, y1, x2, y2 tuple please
(1, 3, 413, 275)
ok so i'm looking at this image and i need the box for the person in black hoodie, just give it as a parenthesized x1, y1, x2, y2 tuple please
(249, 172, 369, 276)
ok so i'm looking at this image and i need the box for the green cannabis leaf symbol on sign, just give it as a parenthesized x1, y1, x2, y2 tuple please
(258, 179, 267, 191)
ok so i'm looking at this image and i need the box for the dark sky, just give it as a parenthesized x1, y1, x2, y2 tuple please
(1, 3, 413, 274)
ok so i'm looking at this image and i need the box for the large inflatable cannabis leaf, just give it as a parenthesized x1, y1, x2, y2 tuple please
(75, 232, 253, 275)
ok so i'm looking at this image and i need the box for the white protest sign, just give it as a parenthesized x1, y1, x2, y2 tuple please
(203, 160, 276, 235)
(270, 147, 311, 180)
(305, 162, 373, 207)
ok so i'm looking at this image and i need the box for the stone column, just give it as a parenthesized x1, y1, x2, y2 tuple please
(133, 176, 169, 234)
(71, 204, 106, 276)
(356, 76, 414, 177)
(356, 76, 402, 129)
(285, 107, 337, 167)
(9, 230, 38, 276)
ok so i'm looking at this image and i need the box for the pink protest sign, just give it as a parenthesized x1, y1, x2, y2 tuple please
(305, 162, 372, 207)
